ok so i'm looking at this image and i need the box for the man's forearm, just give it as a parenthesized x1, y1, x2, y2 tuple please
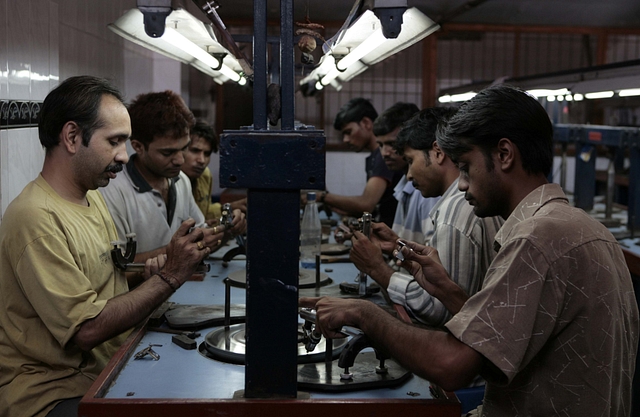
(72, 273, 176, 351)
(354, 301, 482, 391)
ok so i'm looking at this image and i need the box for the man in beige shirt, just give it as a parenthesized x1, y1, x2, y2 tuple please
(0, 76, 211, 417)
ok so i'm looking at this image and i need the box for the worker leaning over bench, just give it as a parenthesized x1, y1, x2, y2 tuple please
(0, 76, 211, 417)
(302, 84, 639, 417)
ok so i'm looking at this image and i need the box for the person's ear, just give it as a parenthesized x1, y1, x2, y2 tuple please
(431, 141, 447, 164)
(60, 121, 81, 154)
(360, 116, 373, 131)
(496, 138, 516, 171)
(130, 139, 144, 155)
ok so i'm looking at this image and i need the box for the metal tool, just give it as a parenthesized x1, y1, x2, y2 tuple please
(299, 307, 362, 350)
(111, 235, 210, 274)
(394, 239, 414, 262)
(147, 327, 201, 339)
(194, 0, 254, 77)
(134, 344, 162, 361)
(357, 213, 372, 296)
(299, 307, 391, 380)
(219, 203, 247, 265)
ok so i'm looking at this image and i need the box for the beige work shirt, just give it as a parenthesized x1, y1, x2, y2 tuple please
(446, 183, 639, 416)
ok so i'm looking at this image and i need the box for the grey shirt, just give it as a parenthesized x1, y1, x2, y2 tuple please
(100, 155, 205, 253)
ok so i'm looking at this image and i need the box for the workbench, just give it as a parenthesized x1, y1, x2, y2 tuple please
(79, 251, 461, 417)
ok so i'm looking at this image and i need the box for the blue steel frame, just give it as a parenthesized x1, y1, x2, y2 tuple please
(554, 123, 640, 231)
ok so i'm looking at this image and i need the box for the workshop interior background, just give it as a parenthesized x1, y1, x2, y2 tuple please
(2, 0, 640, 219)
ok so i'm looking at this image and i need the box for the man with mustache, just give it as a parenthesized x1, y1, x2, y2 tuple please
(181, 120, 247, 224)
(0, 76, 210, 417)
(350, 107, 503, 326)
(100, 91, 245, 266)
(303, 85, 639, 416)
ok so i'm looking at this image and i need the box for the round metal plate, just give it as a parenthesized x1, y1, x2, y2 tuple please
(227, 268, 332, 289)
(200, 323, 347, 365)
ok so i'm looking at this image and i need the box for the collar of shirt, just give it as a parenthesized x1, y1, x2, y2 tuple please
(125, 154, 181, 226)
(125, 154, 180, 193)
(494, 183, 568, 250)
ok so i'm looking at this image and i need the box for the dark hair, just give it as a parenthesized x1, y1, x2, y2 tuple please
(372, 102, 420, 136)
(38, 75, 124, 150)
(394, 107, 458, 155)
(333, 98, 378, 131)
(190, 120, 219, 153)
(128, 90, 196, 148)
(437, 84, 553, 176)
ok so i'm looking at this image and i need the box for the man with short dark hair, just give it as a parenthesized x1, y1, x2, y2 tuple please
(182, 120, 246, 224)
(350, 107, 502, 326)
(320, 98, 400, 227)
(372, 102, 437, 243)
(0, 76, 210, 417)
(100, 91, 245, 264)
(303, 85, 638, 416)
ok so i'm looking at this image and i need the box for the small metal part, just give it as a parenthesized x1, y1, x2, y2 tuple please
(325, 268, 333, 273)
(110, 233, 137, 270)
(126, 392, 135, 397)
(358, 213, 372, 296)
(406, 391, 420, 397)
(134, 344, 162, 360)
(376, 363, 388, 374)
(220, 202, 246, 252)
(172, 334, 197, 350)
(340, 368, 353, 380)
(298, 308, 363, 338)
(147, 327, 200, 339)
(394, 240, 407, 261)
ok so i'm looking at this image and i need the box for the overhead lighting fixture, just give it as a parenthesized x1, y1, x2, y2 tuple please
(585, 91, 614, 99)
(300, 7, 439, 91)
(109, 8, 245, 85)
(573, 93, 584, 101)
(619, 88, 640, 97)
(526, 88, 569, 98)
(437, 92, 476, 103)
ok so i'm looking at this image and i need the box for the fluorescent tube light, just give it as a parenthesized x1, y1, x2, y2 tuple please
(300, 7, 438, 90)
(585, 91, 614, 99)
(109, 8, 244, 84)
(618, 88, 640, 97)
(526, 88, 569, 98)
(450, 92, 476, 102)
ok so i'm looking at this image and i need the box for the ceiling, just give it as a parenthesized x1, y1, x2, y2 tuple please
(202, 0, 640, 29)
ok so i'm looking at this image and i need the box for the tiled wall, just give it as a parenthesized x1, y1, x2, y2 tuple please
(0, 0, 58, 217)
(0, 0, 188, 220)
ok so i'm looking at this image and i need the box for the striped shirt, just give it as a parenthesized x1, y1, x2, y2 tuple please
(391, 175, 439, 243)
(387, 179, 504, 326)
